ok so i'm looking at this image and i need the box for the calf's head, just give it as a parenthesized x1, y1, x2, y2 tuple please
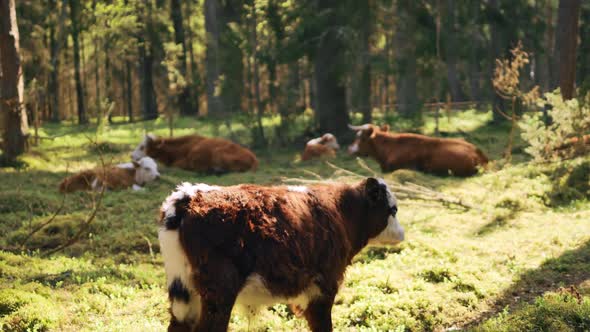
(133, 156, 160, 185)
(131, 134, 157, 161)
(362, 177, 404, 245)
(348, 124, 388, 156)
(307, 133, 340, 150)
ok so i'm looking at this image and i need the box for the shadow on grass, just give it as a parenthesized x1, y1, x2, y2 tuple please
(465, 239, 590, 328)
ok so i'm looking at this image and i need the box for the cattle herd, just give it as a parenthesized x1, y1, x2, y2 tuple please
(57, 124, 489, 331)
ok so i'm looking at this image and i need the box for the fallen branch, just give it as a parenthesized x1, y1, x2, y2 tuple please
(284, 159, 477, 211)
(42, 136, 108, 257)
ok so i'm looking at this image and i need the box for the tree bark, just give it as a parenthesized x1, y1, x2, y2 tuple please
(394, 3, 419, 117)
(204, 0, 223, 116)
(314, 0, 350, 136)
(138, 2, 158, 120)
(578, 3, 590, 94)
(69, 0, 87, 124)
(48, 0, 68, 123)
(0, 0, 29, 161)
(358, 0, 372, 123)
(488, 0, 507, 123)
(444, 0, 466, 102)
(170, 0, 192, 116)
(553, 0, 581, 100)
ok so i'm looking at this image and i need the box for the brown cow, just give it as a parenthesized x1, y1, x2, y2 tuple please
(158, 178, 404, 331)
(301, 133, 340, 161)
(131, 134, 258, 174)
(348, 124, 488, 176)
(59, 157, 160, 193)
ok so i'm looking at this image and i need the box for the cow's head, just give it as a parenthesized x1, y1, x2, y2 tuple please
(347, 124, 389, 156)
(307, 133, 340, 150)
(133, 156, 160, 186)
(360, 177, 404, 245)
(131, 133, 157, 161)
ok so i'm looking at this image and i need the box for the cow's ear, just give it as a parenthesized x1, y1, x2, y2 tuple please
(146, 133, 156, 142)
(380, 124, 390, 132)
(365, 177, 385, 205)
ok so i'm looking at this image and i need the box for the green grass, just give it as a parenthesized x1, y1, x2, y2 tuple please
(1, 111, 589, 331)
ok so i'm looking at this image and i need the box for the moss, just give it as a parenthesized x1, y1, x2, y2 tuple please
(0, 289, 60, 332)
(474, 292, 590, 332)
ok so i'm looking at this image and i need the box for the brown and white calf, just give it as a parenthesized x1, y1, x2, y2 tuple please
(158, 178, 404, 331)
(348, 124, 489, 176)
(59, 157, 160, 193)
(131, 134, 258, 174)
(301, 133, 340, 161)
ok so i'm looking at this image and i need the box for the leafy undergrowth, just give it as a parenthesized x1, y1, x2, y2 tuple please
(1, 111, 589, 331)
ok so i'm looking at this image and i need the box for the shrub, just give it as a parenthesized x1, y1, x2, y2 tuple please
(520, 91, 590, 161)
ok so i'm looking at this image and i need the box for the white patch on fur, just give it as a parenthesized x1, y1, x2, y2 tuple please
(116, 162, 134, 169)
(348, 141, 359, 154)
(306, 137, 323, 146)
(161, 183, 221, 219)
(369, 179, 405, 245)
(132, 184, 143, 191)
(131, 134, 156, 161)
(159, 227, 201, 323)
(235, 273, 321, 314)
(91, 178, 100, 191)
(286, 185, 309, 193)
(134, 156, 160, 185)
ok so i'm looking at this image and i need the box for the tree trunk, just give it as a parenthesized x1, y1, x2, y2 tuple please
(444, 0, 466, 102)
(0, 0, 29, 161)
(138, 3, 158, 120)
(394, 3, 419, 117)
(578, 3, 590, 94)
(125, 60, 133, 122)
(204, 0, 223, 116)
(170, 0, 192, 116)
(553, 0, 581, 100)
(185, 0, 199, 114)
(358, 0, 372, 123)
(314, 0, 349, 136)
(69, 0, 87, 124)
(488, 0, 507, 123)
(48, 0, 68, 123)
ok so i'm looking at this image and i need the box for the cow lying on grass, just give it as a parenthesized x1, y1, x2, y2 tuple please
(348, 124, 488, 176)
(301, 133, 340, 161)
(131, 134, 258, 174)
(158, 178, 404, 331)
(59, 157, 160, 193)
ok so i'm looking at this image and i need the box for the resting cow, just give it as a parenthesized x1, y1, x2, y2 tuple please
(59, 156, 160, 193)
(301, 133, 340, 161)
(158, 178, 404, 331)
(348, 124, 488, 176)
(131, 134, 258, 174)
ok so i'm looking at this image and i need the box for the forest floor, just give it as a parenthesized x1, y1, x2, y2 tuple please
(1, 110, 589, 331)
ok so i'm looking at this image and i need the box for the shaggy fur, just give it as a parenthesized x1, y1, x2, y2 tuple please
(158, 178, 404, 331)
(132, 134, 258, 174)
(348, 124, 488, 176)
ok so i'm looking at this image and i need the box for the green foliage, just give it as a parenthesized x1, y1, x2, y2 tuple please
(520, 91, 590, 161)
(474, 292, 590, 332)
(0, 112, 589, 331)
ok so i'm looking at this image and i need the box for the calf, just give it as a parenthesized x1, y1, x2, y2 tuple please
(348, 124, 488, 176)
(131, 134, 258, 174)
(59, 157, 160, 193)
(158, 178, 404, 331)
(301, 133, 340, 161)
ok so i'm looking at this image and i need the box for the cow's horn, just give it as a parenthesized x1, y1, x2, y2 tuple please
(348, 124, 369, 131)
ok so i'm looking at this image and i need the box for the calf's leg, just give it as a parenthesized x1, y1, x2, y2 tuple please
(193, 258, 244, 332)
(304, 296, 335, 332)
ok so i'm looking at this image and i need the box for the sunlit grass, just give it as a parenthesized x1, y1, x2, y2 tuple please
(1, 111, 589, 331)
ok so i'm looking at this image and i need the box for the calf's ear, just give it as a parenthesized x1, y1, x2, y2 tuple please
(380, 124, 390, 132)
(365, 177, 385, 205)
